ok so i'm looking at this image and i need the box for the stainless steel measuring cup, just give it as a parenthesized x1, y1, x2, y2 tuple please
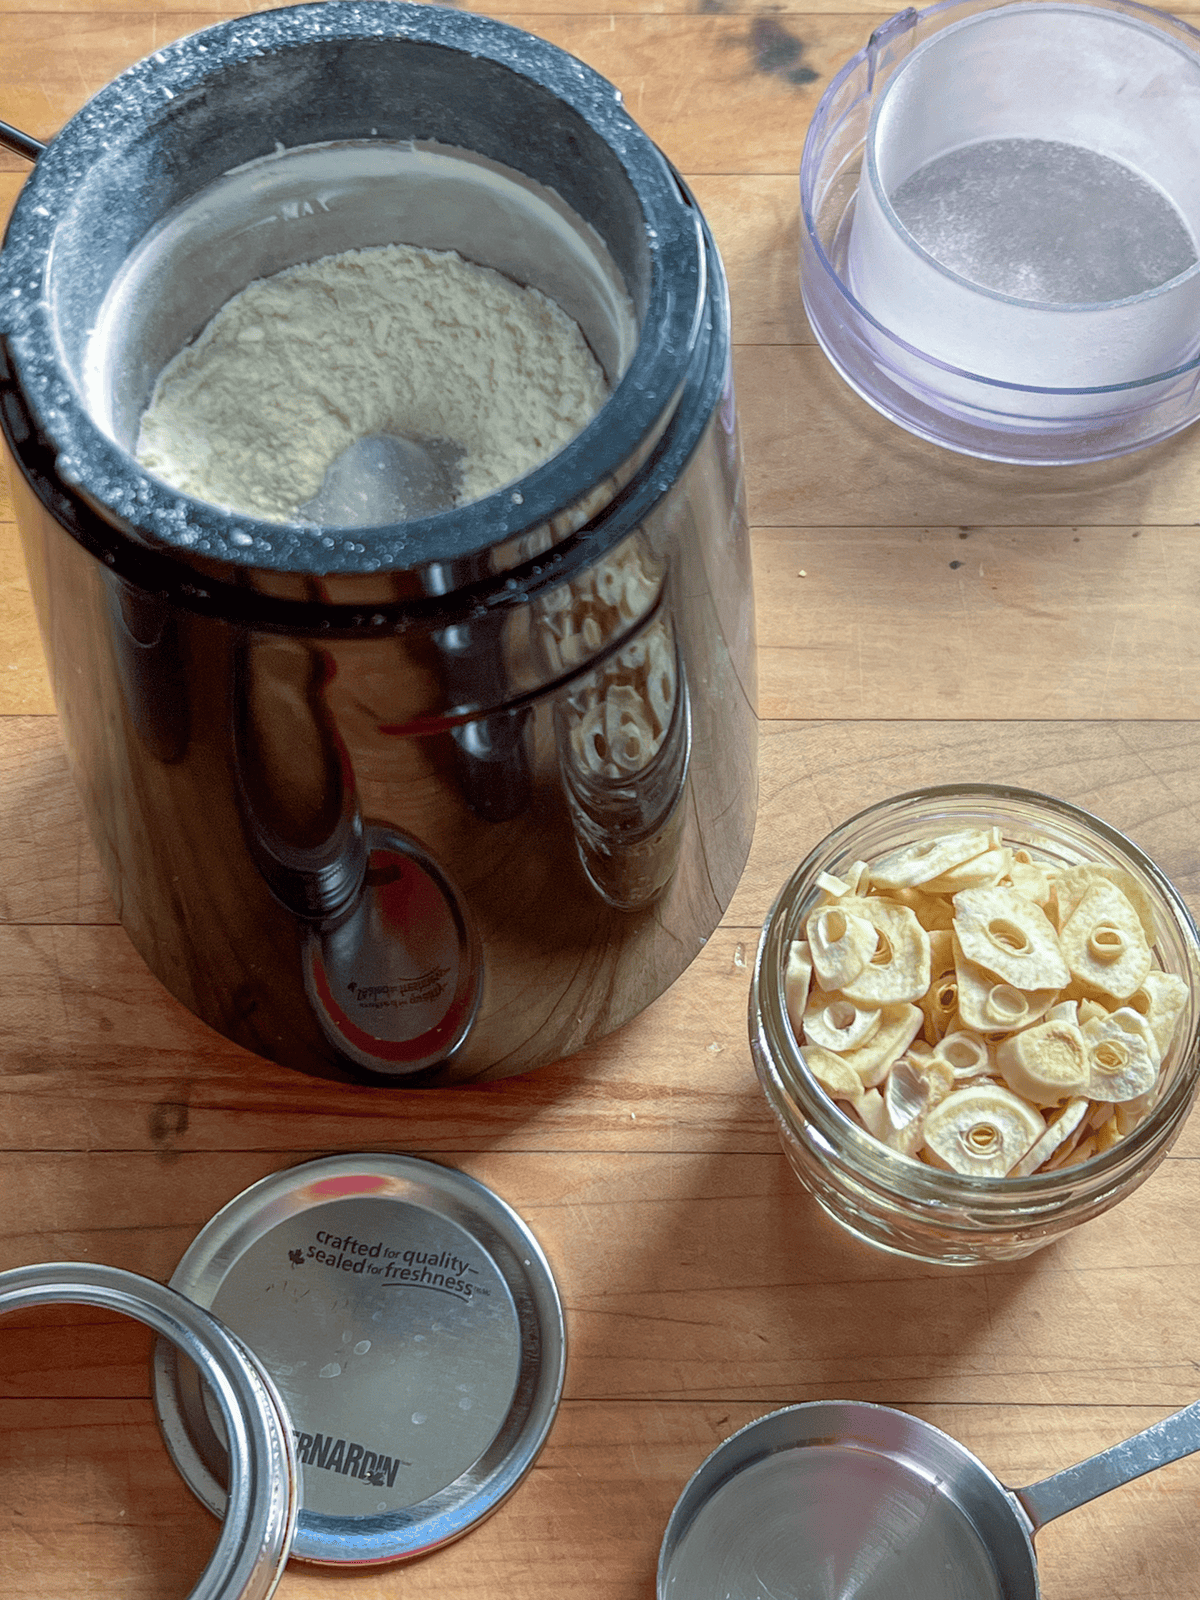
(658, 1399, 1200, 1598)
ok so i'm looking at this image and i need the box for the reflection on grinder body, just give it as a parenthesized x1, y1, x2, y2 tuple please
(106, 577, 191, 766)
(6, 391, 753, 1084)
(425, 554, 532, 825)
(234, 635, 480, 1074)
(304, 832, 481, 1075)
(233, 636, 366, 924)
(542, 533, 690, 909)
(230, 543, 691, 1071)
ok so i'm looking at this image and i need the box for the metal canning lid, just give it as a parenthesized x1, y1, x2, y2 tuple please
(0, 1261, 297, 1600)
(154, 1153, 566, 1565)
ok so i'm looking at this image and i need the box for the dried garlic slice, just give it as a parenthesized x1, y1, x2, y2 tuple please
(1042, 1112, 1092, 1170)
(1058, 881, 1152, 1002)
(880, 1122, 925, 1159)
(868, 829, 991, 890)
(1126, 970, 1189, 1056)
(855, 1088, 890, 1141)
(842, 861, 872, 896)
(922, 845, 1012, 894)
(1009, 1097, 1091, 1177)
(1050, 1132, 1098, 1170)
(995, 1019, 1090, 1106)
(785, 821, 1191, 1179)
(1115, 1088, 1158, 1136)
(802, 1044, 868, 1104)
(837, 900, 931, 1006)
(1050, 863, 1157, 944)
(1080, 1009, 1160, 1102)
(884, 1059, 937, 1127)
(887, 886, 956, 932)
(814, 1002, 923, 1088)
(1006, 855, 1054, 907)
(882, 1055, 955, 1155)
(922, 1084, 1045, 1177)
(952, 940, 1059, 1034)
(815, 869, 853, 899)
(1044, 999, 1079, 1026)
(878, 1090, 929, 1157)
(1094, 1115, 1124, 1155)
(920, 1051, 956, 1099)
(952, 887, 1070, 991)
(803, 992, 884, 1053)
(920, 930, 959, 1042)
(933, 1030, 992, 1081)
(807, 905, 878, 992)
(784, 941, 812, 1041)
(1075, 997, 1109, 1026)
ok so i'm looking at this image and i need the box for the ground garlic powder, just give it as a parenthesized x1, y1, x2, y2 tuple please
(135, 243, 610, 522)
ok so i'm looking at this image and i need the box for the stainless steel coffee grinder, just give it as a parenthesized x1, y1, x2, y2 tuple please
(0, 2, 756, 1084)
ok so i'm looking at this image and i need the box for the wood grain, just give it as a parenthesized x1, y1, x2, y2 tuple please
(2, 718, 1199, 1168)
(737, 343, 1200, 527)
(689, 173, 813, 346)
(0, 10, 857, 172)
(0, 1396, 217, 1600)
(8, 713, 1200, 929)
(4, 3, 1200, 1598)
(0, 526, 48, 712)
(9, 713, 1200, 928)
(9, 514, 1200, 717)
(0, 1398, 1192, 1600)
(0, 921, 771, 1154)
(0, 0, 899, 15)
(754, 525, 1200, 720)
(2, 1146, 1200, 1410)
(5, 10, 1200, 179)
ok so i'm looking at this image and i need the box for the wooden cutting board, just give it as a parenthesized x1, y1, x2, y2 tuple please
(2, 5, 1199, 1597)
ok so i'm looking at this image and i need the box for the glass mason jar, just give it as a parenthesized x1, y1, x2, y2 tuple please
(749, 784, 1200, 1266)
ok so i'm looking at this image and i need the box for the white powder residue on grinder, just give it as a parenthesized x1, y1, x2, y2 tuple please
(135, 243, 611, 522)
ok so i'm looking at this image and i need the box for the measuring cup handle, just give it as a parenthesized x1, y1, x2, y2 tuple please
(1014, 1399, 1200, 1531)
(0, 119, 44, 162)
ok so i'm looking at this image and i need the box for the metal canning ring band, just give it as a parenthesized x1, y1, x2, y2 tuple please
(0, 1261, 298, 1600)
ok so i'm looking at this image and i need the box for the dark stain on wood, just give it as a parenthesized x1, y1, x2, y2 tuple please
(149, 1099, 189, 1155)
(750, 17, 819, 85)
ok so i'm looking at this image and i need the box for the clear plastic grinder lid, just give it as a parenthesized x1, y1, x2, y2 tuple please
(153, 1153, 566, 1565)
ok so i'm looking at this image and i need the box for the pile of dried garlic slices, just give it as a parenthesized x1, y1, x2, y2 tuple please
(784, 827, 1190, 1177)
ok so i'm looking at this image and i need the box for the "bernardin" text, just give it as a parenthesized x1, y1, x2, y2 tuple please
(292, 1429, 406, 1487)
